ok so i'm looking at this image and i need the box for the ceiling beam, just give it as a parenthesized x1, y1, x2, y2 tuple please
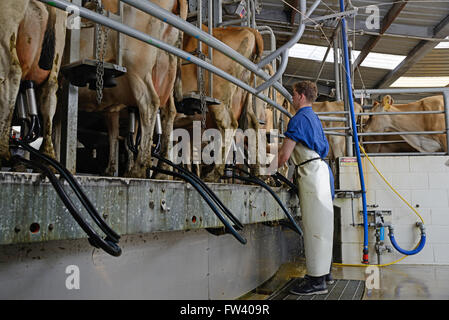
(375, 13, 449, 88)
(353, 1, 408, 70)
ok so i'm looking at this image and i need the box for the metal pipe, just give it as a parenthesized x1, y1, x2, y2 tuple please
(255, 0, 322, 93)
(258, 0, 319, 67)
(323, 127, 350, 130)
(334, 24, 341, 101)
(318, 116, 348, 122)
(340, 0, 369, 264)
(316, 111, 348, 115)
(255, 50, 289, 93)
(208, 0, 213, 97)
(324, 131, 347, 136)
(314, 42, 332, 83)
(443, 92, 449, 153)
(197, 0, 203, 102)
(356, 111, 444, 116)
(358, 131, 446, 136)
(250, 0, 256, 28)
(362, 140, 407, 145)
(354, 87, 449, 96)
(118, 0, 294, 104)
(246, 0, 251, 27)
(40, 0, 292, 117)
(363, 152, 447, 157)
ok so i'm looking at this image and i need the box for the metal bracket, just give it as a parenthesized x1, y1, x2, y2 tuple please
(335, 190, 363, 199)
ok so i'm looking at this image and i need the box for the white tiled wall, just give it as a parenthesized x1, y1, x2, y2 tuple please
(336, 156, 449, 265)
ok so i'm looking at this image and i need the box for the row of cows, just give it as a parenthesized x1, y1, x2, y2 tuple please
(0, 0, 447, 183)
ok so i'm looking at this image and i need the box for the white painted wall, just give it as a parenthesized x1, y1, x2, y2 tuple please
(336, 156, 449, 265)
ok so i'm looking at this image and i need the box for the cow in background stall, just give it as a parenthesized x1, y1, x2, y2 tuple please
(77, 0, 187, 178)
(363, 95, 447, 153)
(0, 0, 66, 165)
(176, 26, 264, 182)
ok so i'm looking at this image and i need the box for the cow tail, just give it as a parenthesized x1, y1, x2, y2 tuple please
(38, 6, 56, 71)
(178, 0, 188, 21)
(250, 29, 264, 64)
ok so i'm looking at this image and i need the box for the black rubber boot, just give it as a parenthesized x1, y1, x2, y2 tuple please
(289, 275, 328, 295)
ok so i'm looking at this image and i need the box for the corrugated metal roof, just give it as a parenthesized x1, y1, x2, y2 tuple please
(256, 0, 449, 91)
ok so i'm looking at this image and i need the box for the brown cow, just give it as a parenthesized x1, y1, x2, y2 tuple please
(312, 100, 363, 162)
(77, 0, 187, 178)
(363, 95, 447, 153)
(0, 0, 66, 163)
(179, 26, 263, 181)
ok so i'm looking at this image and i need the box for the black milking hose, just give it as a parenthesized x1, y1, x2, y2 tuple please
(272, 172, 298, 193)
(152, 152, 244, 231)
(14, 139, 120, 243)
(13, 155, 121, 257)
(228, 166, 303, 236)
(151, 165, 247, 245)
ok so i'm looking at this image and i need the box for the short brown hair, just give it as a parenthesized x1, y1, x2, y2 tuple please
(293, 81, 318, 103)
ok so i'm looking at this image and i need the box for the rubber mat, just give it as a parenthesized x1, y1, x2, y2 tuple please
(268, 278, 365, 300)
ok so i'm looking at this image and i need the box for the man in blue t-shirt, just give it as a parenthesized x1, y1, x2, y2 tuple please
(268, 81, 334, 295)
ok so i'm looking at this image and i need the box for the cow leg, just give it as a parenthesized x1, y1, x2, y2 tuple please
(104, 111, 119, 176)
(37, 7, 66, 161)
(0, 0, 29, 162)
(202, 107, 237, 182)
(153, 94, 177, 180)
(37, 76, 58, 160)
(246, 107, 261, 178)
(125, 74, 160, 178)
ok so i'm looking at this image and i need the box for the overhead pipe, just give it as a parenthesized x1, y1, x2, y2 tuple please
(118, 0, 295, 105)
(339, 0, 369, 264)
(40, 0, 293, 117)
(257, 0, 319, 68)
(254, 0, 320, 94)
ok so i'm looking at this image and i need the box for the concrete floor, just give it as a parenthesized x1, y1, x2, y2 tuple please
(241, 260, 449, 300)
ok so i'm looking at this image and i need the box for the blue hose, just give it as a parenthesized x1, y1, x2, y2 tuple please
(388, 224, 426, 255)
(339, 0, 369, 263)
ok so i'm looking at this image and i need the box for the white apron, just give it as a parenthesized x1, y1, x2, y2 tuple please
(291, 142, 334, 277)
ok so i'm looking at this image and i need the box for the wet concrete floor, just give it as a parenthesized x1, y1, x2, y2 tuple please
(241, 259, 449, 300)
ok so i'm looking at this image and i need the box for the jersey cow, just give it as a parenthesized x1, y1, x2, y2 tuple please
(312, 100, 363, 162)
(179, 26, 264, 181)
(77, 0, 187, 178)
(0, 0, 66, 163)
(363, 95, 447, 153)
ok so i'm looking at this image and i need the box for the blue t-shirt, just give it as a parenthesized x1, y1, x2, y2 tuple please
(284, 106, 335, 199)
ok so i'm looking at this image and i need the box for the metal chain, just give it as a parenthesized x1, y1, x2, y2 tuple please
(94, 0, 109, 105)
(197, 50, 207, 129)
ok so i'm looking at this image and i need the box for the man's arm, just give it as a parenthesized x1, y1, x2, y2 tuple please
(267, 138, 296, 174)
